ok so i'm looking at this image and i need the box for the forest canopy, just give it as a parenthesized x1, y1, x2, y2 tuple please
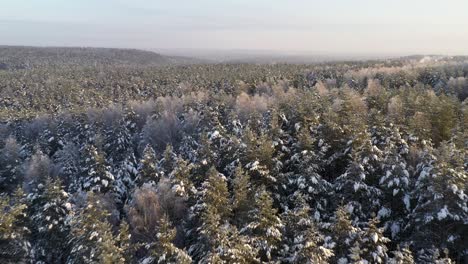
(0, 47, 467, 263)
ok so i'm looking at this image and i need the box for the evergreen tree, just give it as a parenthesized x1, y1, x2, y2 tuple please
(115, 221, 133, 262)
(202, 167, 231, 220)
(67, 193, 128, 263)
(0, 189, 28, 262)
(28, 177, 70, 263)
(378, 127, 411, 239)
(189, 167, 231, 261)
(152, 213, 192, 264)
(103, 116, 133, 164)
(247, 186, 283, 261)
(137, 144, 160, 186)
(53, 143, 80, 192)
(169, 158, 196, 199)
(242, 128, 277, 189)
(281, 194, 333, 264)
(331, 206, 360, 263)
(389, 245, 414, 264)
(0, 137, 22, 193)
(416, 247, 455, 264)
(285, 148, 332, 222)
(231, 164, 253, 227)
(161, 144, 177, 174)
(334, 137, 383, 224)
(80, 145, 115, 193)
(358, 217, 390, 263)
(409, 142, 467, 259)
(201, 223, 259, 263)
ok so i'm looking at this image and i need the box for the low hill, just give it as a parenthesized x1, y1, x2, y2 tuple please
(0, 46, 192, 69)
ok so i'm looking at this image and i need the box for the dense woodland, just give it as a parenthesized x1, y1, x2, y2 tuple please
(0, 47, 467, 263)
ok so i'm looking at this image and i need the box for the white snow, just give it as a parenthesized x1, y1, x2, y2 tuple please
(390, 222, 400, 238)
(354, 182, 360, 192)
(403, 194, 410, 211)
(437, 205, 449, 220)
(378, 207, 391, 218)
(209, 130, 220, 140)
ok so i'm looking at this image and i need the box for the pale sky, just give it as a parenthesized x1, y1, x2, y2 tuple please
(1, 0, 467, 55)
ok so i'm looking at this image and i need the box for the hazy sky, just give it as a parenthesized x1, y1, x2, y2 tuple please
(1, 0, 468, 55)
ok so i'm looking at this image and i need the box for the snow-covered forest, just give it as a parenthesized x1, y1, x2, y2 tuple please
(0, 49, 467, 263)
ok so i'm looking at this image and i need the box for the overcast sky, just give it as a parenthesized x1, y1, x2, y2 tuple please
(1, 0, 467, 55)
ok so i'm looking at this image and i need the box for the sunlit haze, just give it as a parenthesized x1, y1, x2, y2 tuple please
(1, 0, 468, 56)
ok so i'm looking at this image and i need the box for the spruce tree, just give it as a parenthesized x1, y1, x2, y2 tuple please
(281, 194, 333, 264)
(0, 189, 28, 262)
(331, 206, 360, 263)
(53, 142, 80, 192)
(0, 137, 22, 193)
(67, 193, 127, 263)
(152, 213, 192, 264)
(189, 167, 231, 261)
(201, 223, 259, 263)
(80, 145, 115, 193)
(247, 186, 283, 261)
(358, 217, 390, 263)
(334, 137, 383, 224)
(389, 245, 414, 264)
(170, 158, 196, 199)
(161, 144, 177, 174)
(28, 177, 70, 263)
(232, 164, 253, 227)
(409, 142, 467, 259)
(137, 144, 160, 186)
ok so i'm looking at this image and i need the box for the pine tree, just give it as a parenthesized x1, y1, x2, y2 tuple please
(286, 148, 332, 222)
(103, 117, 133, 164)
(232, 164, 253, 227)
(409, 141, 467, 258)
(137, 144, 160, 186)
(189, 167, 232, 261)
(0, 137, 22, 193)
(202, 167, 231, 221)
(110, 157, 137, 207)
(115, 220, 133, 262)
(358, 217, 390, 263)
(152, 213, 192, 264)
(201, 223, 259, 263)
(170, 158, 195, 199)
(0, 189, 28, 262)
(416, 247, 455, 264)
(389, 245, 414, 264)
(53, 142, 80, 192)
(347, 240, 366, 264)
(104, 117, 138, 206)
(242, 127, 277, 189)
(161, 144, 177, 174)
(334, 137, 383, 224)
(67, 193, 127, 264)
(298, 222, 334, 264)
(378, 128, 412, 239)
(199, 167, 231, 240)
(247, 186, 283, 261)
(331, 206, 360, 263)
(28, 177, 70, 263)
(80, 145, 115, 193)
(281, 194, 333, 264)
